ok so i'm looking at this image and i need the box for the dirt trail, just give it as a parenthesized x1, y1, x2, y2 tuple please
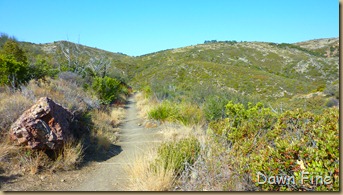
(69, 94, 163, 191)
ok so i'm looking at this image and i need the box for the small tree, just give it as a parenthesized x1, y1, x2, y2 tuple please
(0, 33, 17, 48)
(1, 39, 27, 64)
(0, 40, 29, 87)
(0, 54, 29, 87)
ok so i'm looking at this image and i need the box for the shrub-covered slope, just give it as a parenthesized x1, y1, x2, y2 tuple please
(130, 39, 339, 111)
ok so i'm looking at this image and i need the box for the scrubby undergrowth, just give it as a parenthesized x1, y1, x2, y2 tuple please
(136, 89, 339, 191)
(0, 76, 128, 181)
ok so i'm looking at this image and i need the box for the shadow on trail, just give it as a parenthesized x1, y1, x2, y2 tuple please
(0, 174, 21, 187)
(123, 99, 133, 110)
(82, 144, 123, 165)
(72, 93, 136, 168)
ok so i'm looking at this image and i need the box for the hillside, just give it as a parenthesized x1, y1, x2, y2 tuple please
(295, 37, 339, 58)
(129, 39, 338, 111)
(17, 40, 136, 82)
(4, 36, 338, 111)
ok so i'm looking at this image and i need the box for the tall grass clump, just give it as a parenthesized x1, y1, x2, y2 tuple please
(51, 139, 84, 171)
(127, 148, 175, 191)
(148, 101, 177, 121)
(148, 100, 204, 126)
(153, 137, 200, 175)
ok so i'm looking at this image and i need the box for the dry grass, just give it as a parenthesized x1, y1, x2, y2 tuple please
(89, 107, 125, 151)
(26, 151, 46, 175)
(149, 124, 238, 191)
(52, 139, 84, 171)
(0, 88, 32, 133)
(96, 134, 113, 151)
(90, 109, 122, 146)
(110, 107, 125, 127)
(126, 148, 175, 191)
(175, 135, 242, 191)
(0, 142, 15, 161)
(135, 92, 157, 119)
(91, 109, 114, 128)
(6, 149, 52, 176)
(161, 124, 205, 143)
(161, 125, 192, 142)
(21, 78, 100, 113)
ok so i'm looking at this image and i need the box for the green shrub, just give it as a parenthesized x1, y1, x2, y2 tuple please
(0, 54, 29, 87)
(225, 101, 277, 145)
(154, 137, 200, 175)
(218, 101, 339, 191)
(324, 83, 339, 99)
(0, 39, 31, 87)
(208, 118, 230, 136)
(249, 108, 339, 191)
(30, 56, 58, 79)
(203, 96, 228, 121)
(91, 76, 121, 104)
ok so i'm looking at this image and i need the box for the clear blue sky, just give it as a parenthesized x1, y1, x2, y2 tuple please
(0, 0, 339, 56)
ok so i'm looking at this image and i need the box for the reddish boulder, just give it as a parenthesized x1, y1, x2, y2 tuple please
(10, 97, 73, 150)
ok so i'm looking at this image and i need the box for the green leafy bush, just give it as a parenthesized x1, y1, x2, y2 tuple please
(1, 39, 28, 64)
(29, 56, 58, 79)
(91, 76, 122, 104)
(224, 101, 277, 145)
(0, 54, 29, 87)
(154, 137, 200, 175)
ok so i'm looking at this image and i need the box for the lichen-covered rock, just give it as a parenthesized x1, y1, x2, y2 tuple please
(10, 97, 73, 150)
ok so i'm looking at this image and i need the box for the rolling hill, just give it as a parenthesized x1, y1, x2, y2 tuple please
(8, 37, 339, 112)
